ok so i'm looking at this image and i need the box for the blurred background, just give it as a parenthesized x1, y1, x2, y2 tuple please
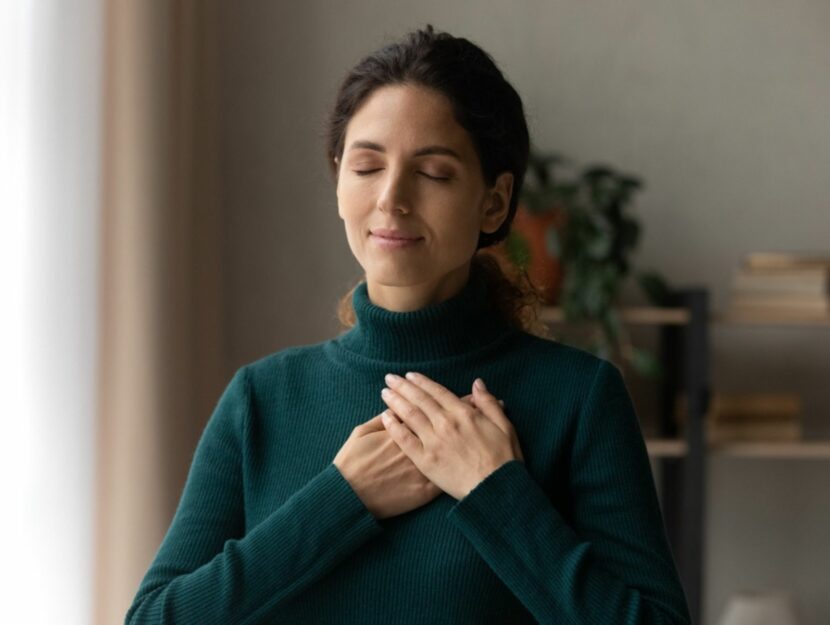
(2, 1, 828, 624)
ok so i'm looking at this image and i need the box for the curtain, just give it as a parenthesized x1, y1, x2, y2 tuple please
(94, 2, 226, 623)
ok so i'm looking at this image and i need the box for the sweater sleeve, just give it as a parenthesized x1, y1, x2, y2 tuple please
(445, 358, 692, 625)
(125, 366, 383, 625)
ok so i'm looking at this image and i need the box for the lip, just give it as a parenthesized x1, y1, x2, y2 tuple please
(370, 231, 424, 250)
(370, 228, 423, 240)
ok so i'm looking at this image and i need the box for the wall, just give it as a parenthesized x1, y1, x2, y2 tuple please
(216, 2, 830, 623)
(1, 1, 103, 623)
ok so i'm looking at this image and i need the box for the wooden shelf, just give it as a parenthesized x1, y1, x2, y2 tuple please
(645, 438, 830, 459)
(540, 306, 830, 327)
(710, 441, 830, 458)
(645, 438, 688, 458)
(711, 310, 830, 326)
(539, 306, 690, 325)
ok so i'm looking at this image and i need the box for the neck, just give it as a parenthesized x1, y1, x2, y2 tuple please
(335, 262, 515, 364)
(364, 262, 471, 312)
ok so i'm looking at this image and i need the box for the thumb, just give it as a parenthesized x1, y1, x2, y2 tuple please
(466, 394, 505, 409)
(473, 378, 524, 463)
(472, 378, 511, 432)
(355, 412, 386, 435)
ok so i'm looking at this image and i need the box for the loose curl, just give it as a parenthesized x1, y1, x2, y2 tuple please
(324, 24, 552, 339)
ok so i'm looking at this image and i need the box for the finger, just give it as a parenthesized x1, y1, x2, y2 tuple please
(381, 409, 423, 457)
(353, 413, 386, 435)
(472, 379, 515, 435)
(402, 371, 467, 412)
(467, 395, 505, 409)
(381, 387, 433, 438)
(384, 375, 445, 425)
(473, 379, 525, 461)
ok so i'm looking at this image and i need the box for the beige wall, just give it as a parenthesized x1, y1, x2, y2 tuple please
(215, 2, 830, 623)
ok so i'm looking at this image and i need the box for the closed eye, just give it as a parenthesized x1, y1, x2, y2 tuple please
(352, 169, 451, 182)
(421, 173, 451, 182)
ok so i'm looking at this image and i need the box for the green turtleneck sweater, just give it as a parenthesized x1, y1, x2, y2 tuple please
(125, 266, 691, 625)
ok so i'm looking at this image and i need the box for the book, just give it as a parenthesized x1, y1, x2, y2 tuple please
(732, 266, 829, 296)
(744, 251, 830, 271)
(729, 295, 830, 314)
(676, 392, 802, 426)
(707, 420, 802, 443)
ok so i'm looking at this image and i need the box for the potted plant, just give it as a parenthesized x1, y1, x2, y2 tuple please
(504, 149, 676, 380)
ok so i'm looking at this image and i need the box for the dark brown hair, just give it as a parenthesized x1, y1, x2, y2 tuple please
(324, 24, 551, 338)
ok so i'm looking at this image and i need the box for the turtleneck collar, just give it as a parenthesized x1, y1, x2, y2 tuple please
(333, 264, 517, 364)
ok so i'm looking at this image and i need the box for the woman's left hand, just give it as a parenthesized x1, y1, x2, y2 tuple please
(380, 372, 524, 500)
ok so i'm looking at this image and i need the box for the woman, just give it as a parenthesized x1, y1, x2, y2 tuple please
(126, 25, 691, 624)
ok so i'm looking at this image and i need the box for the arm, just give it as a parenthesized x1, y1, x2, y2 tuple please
(445, 359, 692, 625)
(125, 367, 383, 625)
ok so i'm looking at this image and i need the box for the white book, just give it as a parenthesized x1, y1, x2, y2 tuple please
(733, 267, 829, 296)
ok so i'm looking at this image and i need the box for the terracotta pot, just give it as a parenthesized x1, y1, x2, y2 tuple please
(507, 202, 568, 304)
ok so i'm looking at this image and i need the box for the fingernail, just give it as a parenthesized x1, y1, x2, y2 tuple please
(474, 378, 487, 391)
(498, 399, 505, 407)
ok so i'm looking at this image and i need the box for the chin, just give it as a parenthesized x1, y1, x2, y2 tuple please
(364, 265, 430, 286)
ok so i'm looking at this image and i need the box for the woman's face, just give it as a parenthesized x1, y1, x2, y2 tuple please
(335, 83, 513, 308)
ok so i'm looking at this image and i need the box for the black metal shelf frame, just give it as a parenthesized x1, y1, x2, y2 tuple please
(657, 288, 709, 625)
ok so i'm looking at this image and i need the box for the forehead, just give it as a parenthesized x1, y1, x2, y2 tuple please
(343, 84, 475, 159)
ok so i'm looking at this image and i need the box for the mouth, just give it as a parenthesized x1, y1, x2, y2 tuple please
(370, 229, 423, 241)
(369, 232, 424, 249)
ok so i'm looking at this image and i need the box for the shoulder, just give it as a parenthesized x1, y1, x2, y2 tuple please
(511, 330, 606, 376)
(235, 339, 332, 392)
(507, 330, 627, 410)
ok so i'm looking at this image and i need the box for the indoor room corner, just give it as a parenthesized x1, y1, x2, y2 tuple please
(5, 2, 828, 624)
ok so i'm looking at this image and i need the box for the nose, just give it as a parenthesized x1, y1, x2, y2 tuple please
(376, 165, 412, 215)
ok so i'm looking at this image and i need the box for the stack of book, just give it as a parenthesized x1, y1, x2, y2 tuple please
(675, 392, 802, 443)
(728, 251, 830, 317)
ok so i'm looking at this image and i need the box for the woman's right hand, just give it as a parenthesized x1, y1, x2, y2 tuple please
(333, 393, 491, 519)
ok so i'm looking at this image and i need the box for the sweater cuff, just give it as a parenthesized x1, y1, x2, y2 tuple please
(312, 463, 384, 537)
(446, 460, 579, 552)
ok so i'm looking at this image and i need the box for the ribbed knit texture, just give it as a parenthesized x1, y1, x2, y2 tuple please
(125, 264, 692, 624)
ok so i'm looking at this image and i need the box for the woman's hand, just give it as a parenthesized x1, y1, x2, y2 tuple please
(380, 372, 524, 501)
(332, 391, 489, 519)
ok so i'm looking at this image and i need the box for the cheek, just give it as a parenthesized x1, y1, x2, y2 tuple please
(431, 205, 482, 251)
(336, 184, 364, 223)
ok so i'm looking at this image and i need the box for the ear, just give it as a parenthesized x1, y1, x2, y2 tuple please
(333, 155, 341, 189)
(481, 171, 514, 234)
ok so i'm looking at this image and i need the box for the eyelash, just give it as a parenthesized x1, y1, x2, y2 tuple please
(353, 169, 451, 182)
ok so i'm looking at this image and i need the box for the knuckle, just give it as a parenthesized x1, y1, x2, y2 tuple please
(403, 405, 421, 420)
(436, 418, 460, 436)
(459, 405, 477, 420)
(422, 449, 439, 467)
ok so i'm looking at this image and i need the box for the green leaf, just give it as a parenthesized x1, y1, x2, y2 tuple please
(619, 218, 641, 249)
(586, 229, 612, 260)
(628, 347, 663, 380)
(602, 308, 621, 343)
(637, 270, 674, 306)
(504, 231, 531, 270)
(584, 273, 606, 316)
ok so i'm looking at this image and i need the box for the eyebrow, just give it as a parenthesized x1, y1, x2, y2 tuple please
(347, 140, 463, 162)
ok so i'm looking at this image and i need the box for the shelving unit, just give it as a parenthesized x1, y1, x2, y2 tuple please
(542, 291, 830, 625)
(647, 439, 830, 459)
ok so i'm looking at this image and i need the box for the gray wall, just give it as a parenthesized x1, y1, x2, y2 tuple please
(216, 2, 830, 623)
